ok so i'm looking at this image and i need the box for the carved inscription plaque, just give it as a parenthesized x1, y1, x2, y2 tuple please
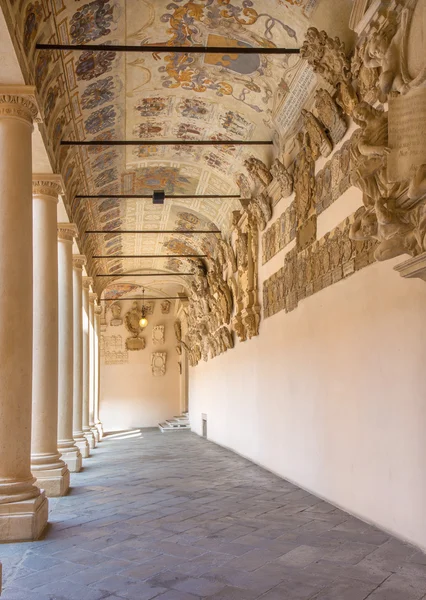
(388, 88, 426, 182)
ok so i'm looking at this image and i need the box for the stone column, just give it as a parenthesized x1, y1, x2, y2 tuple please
(72, 256, 90, 459)
(89, 293, 99, 443)
(31, 177, 70, 497)
(0, 87, 48, 541)
(82, 278, 96, 449)
(94, 305, 104, 439)
(57, 224, 82, 473)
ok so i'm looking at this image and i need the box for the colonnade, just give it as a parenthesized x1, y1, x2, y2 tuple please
(0, 87, 103, 542)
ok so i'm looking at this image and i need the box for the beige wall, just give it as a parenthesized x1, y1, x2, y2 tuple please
(189, 256, 426, 551)
(100, 301, 180, 430)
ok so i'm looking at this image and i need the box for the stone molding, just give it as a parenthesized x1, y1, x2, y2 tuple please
(57, 223, 78, 243)
(32, 174, 64, 201)
(72, 255, 86, 269)
(394, 253, 426, 283)
(82, 277, 93, 290)
(0, 85, 41, 124)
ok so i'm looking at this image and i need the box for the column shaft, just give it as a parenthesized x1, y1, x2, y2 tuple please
(31, 177, 69, 496)
(57, 224, 82, 472)
(94, 306, 103, 439)
(73, 256, 90, 458)
(89, 294, 99, 443)
(0, 88, 48, 541)
(82, 278, 96, 449)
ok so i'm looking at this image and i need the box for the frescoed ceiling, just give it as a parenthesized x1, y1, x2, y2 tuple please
(0, 0, 353, 297)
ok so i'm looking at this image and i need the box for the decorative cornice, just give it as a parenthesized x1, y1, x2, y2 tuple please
(33, 174, 64, 201)
(0, 86, 41, 125)
(57, 223, 78, 242)
(73, 254, 87, 269)
(82, 276, 93, 290)
(89, 292, 98, 303)
(394, 253, 426, 283)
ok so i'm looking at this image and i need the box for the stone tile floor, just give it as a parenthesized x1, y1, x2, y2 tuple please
(1, 429, 426, 600)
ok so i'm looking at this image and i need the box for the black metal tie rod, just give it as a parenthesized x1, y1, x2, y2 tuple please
(76, 194, 240, 199)
(85, 230, 220, 234)
(93, 254, 206, 258)
(100, 296, 187, 301)
(63, 140, 271, 146)
(36, 43, 300, 55)
(96, 273, 194, 277)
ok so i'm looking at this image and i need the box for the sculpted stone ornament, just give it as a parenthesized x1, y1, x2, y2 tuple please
(301, 109, 333, 160)
(160, 300, 171, 314)
(270, 159, 293, 198)
(349, 101, 426, 261)
(293, 132, 316, 224)
(124, 301, 142, 337)
(361, 3, 426, 99)
(174, 320, 182, 343)
(301, 27, 351, 87)
(109, 302, 122, 326)
(151, 352, 166, 376)
(244, 157, 273, 188)
(236, 172, 252, 199)
(126, 337, 146, 351)
(314, 89, 347, 145)
(152, 325, 165, 345)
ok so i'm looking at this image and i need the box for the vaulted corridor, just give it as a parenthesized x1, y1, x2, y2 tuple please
(1, 431, 425, 600)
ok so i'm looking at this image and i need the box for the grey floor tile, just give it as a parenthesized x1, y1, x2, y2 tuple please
(0, 431, 424, 600)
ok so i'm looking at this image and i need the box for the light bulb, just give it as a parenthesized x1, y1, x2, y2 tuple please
(139, 317, 148, 328)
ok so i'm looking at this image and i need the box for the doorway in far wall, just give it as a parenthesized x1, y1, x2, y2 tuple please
(202, 414, 207, 439)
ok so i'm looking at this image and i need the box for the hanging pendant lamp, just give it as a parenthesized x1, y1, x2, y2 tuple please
(139, 287, 148, 329)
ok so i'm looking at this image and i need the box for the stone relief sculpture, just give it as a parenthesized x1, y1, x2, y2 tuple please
(109, 302, 122, 326)
(293, 133, 316, 224)
(314, 89, 348, 145)
(152, 325, 165, 345)
(270, 159, 293, 198)
(151, 352, 166, 377)
(174, 320, 182, 343)
(160, 300, 171, 314)
(301, 109, 333, 159)
(244, 157, 273, 188)
(124, 301, 146, 351)
(300, 27, 352, 87)
(236, 173, 252, 199)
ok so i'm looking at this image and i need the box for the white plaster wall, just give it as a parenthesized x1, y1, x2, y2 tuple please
(189, 257, 426, 551)
(100, 302, 180, 430)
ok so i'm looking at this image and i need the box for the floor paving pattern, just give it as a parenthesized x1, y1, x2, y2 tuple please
(1, 429, 425, 600)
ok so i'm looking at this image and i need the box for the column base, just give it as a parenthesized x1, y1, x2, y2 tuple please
(0, 492, 48, 542)
(60, 448, 82, 473)
(91, 426, 100, 444)
(95, 421, 104, 440)
(33, 465, 70, 497)
(74, 436, 90, 458)
(84, 430, 96, 449)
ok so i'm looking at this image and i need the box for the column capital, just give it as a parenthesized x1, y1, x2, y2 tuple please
(73, 254, 87, 270)
(33, 174, 63, 202)
(82, 277, 93, 290)
(94, 305, 102, 315)
(57, 223, 78, 243)
(89, 292, 98, 304)
(0, 85, 41, 125)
